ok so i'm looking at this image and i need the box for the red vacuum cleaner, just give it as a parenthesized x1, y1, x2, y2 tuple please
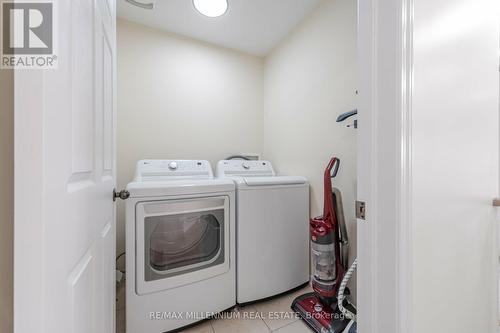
(292, 157, 357, 333)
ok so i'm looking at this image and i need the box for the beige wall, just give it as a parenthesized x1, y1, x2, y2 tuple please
(0, 68, 14, 331)
(116, 19, 265, 257)
(263, 0, 357, 293)
(117, 0, 357, 288)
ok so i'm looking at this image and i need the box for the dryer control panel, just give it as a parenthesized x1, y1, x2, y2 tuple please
(216, 160, 276, 177)
(134, 160, 214, 181)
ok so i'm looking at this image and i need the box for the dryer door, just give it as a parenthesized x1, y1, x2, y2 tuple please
(135, 196, 230, 295)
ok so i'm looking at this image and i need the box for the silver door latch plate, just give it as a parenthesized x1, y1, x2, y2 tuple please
(356, 201, 366, 220)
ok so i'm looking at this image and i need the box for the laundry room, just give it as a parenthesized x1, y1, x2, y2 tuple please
(115, 0, 358, 332)
(3, 0, 499, 332)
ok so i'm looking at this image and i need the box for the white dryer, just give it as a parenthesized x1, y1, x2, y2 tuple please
(126, 160, 236, 333)
(216, 160, 309, 304)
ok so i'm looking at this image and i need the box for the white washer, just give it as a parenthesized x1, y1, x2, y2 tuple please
(126, 160, 236, 333)
(216, 160, 309, 303)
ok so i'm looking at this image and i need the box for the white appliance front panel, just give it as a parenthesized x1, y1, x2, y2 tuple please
(236, 184, 310, 303)
(135, 196, 230, 295)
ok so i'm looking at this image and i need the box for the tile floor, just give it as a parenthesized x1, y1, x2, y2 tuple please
(116, 280, 313, 333)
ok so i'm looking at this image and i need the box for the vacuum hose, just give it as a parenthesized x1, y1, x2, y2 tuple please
(338, 258, 358, 320)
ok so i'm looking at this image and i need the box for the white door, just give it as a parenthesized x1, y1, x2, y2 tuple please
(13, 0, 117, 333)
(358, 0, 499, 332)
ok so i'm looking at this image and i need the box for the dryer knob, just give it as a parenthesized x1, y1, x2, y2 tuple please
(168, 162, 178, 170)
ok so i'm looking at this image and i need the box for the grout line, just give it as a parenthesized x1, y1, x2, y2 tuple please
(209, 320, 216, 333)
(260, 317, 272, 332)
(269, 317, 300, 332)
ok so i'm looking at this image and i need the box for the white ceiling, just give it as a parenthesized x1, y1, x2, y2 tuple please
(117, 0, 323, 56)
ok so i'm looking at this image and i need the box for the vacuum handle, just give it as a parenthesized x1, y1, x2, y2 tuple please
(328, 158, 340, 178)
(323, 157, 340, 219)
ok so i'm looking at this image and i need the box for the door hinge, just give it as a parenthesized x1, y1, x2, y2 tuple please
(356, 201, 366, 220)
(113, 189, 130, 202)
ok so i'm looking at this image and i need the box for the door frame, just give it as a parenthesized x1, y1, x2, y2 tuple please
(357, 0, 414, 332)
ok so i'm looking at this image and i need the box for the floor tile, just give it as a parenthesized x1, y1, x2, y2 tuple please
(272, 320, 310, 333)
(211, 306, 270, 333)
(179, 320, 214, 333)
(253, 285, 312, 331)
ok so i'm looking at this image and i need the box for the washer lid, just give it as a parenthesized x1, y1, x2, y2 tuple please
(243, 176, 307, 186)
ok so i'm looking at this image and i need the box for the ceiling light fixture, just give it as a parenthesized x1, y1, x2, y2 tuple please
(193, 0, 228, 18)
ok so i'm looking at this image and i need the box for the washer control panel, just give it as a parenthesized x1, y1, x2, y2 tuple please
(135, 160, 213, 181)
(216, 160, 275, 177)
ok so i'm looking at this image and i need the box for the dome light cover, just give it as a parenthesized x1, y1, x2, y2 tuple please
(193, 0, 228, 18)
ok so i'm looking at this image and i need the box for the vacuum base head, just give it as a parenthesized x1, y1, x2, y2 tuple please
(291, 292, 356, 333)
